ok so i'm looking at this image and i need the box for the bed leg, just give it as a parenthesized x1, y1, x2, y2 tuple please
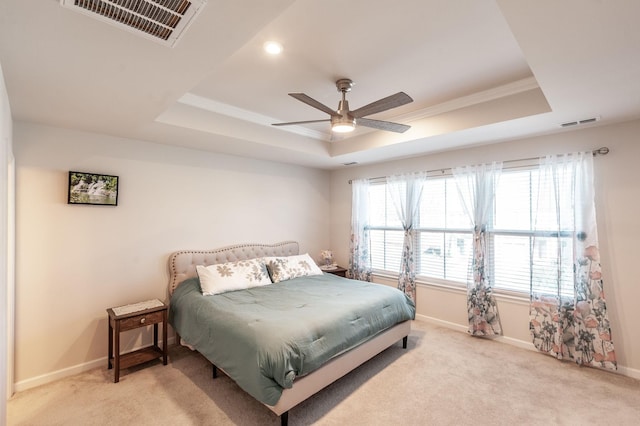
(280, 411, 288, 426)
(403, 336, 408, 349)
(212, 365, 218, 379)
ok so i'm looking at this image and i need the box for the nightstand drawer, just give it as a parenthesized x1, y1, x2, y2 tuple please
(119, 311, 164, 331)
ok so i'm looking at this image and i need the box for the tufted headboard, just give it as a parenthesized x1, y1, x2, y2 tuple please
(167, 241, 299, 295)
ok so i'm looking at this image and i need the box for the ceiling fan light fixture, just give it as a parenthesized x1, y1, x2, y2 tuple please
(331, 116, 356, 133)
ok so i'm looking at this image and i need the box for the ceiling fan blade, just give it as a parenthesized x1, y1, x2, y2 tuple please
(272, 119, 331, 127)
(351, 92, 413, 118)
(357, 118, 411, 133)
(289, 93, 338, 116)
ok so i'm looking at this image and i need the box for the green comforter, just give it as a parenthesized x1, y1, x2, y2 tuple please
(169, 273, 415, 406)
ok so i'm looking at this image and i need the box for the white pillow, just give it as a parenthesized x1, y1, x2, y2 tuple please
(196, 258, 271, 296)
(263, 253, 324, 283)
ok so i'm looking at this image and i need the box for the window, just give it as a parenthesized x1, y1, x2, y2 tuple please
(366, 166, 576, 296)
(368, 183, 403, 272)
(416, 178, 472, 283)
(491, 169, 574, 297)
(368, 176, 474, 283)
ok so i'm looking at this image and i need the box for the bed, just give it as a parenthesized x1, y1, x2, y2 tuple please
(167, 241, 415, 425)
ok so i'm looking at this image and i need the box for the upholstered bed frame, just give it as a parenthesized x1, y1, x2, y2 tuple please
(168, 241, 411, 425)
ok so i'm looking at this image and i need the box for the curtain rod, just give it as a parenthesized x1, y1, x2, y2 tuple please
(348, 147, 609, 184)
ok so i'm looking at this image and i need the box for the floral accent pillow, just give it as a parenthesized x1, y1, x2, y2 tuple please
(263, 253, 324, 283)
(196, 259, 271, 295)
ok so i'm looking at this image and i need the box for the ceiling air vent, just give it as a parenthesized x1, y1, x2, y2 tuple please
(560, 116, 600, 128)
(60, 0, 207, 47)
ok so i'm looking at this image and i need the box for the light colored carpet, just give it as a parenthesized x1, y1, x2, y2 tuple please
(8, 320, 640, 425)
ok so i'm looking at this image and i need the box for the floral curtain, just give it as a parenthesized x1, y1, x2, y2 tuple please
(387, 172, 426, 302)
(349, 178, 372, 281)
(453, 162, 503, 336)
(530, 152, 616, 370)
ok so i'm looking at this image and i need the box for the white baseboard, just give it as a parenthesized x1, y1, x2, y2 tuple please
(14, 358, 106, 393)
(616, 365, 640, 380)
(414, 315, 640, 380)
(415, 314, 468, 333)
(13, 336, 176, 393)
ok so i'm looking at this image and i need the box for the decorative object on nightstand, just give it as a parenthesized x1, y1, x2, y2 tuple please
(320, 249, 334, 268)
(106, 299, 168, 383)
(320, 249, 346, 276)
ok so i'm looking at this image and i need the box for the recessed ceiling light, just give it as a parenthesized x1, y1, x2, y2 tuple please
(264, 41, 283, 55)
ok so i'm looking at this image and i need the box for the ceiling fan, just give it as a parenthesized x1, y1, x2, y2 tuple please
(272, 78, 413, 134)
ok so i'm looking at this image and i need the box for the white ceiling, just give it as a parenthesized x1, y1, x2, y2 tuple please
(1, 0, 639, 169)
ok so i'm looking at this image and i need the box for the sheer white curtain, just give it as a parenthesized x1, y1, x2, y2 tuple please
(349, 178, 372, 281)
(453, 162, 503, 336)
(387, 172, 426, 302)
(530, 152, 616, 370)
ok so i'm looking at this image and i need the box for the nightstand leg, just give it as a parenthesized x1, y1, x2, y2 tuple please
(162, 310, 168, 365)
(108, 319, 113, 369)
(114, 321, 121, 383)
(153, 323, 158, 348)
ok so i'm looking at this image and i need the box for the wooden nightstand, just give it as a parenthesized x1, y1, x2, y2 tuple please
(107, 299, 168, 383)
(322, 266, 347, 278)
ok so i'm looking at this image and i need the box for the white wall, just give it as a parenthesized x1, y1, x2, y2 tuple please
(330, 120, 640, 377)
(1, 61, 14, 426)
(13, 122, 331, 389)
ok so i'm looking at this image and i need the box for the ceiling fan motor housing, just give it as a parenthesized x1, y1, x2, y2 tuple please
(336, 79, 354, 127)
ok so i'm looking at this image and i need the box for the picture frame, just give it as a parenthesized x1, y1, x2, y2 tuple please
(67, 171, 119, 206)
